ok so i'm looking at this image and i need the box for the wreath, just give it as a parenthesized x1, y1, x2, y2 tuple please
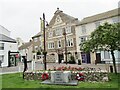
(76, 73, 85, 81)
(41, 73, 49, 80)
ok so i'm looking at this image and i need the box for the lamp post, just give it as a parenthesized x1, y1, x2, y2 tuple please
(63, 28, 67, 65)
(40, 13, 48, 70)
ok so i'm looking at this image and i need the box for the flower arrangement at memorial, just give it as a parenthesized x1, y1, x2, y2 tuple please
(41, 73, 49, 80)
(76, 73, 85, 81)
(53, 66, 83, 71)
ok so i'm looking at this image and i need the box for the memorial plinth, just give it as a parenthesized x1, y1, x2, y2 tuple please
(41, 71, 78, 86)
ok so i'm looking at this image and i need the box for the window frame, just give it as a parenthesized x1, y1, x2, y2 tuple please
(48, 42, 55, 49)
(0, 43, 4, 50)
(95, 21, 100, 28)
(58, 40, 62, 48)
(65, 26, 71, 34)
(66, 38, 74, 47)
(81, 25, 86, 34)
(34, 38, 38, 42)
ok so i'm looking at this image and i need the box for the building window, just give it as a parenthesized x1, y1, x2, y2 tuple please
(104, 51, 110, 59)
(80, 37, 87, 43)
(112, 17, 119, 23)
(0, 55, 4, 64)
(58, 40, 62, 48)
(34, 38, 38, 42)
(55, 28, 62, 36)
(95, 21, 100, 28)
(48, 42, 54, 49)
(66, 38, 73, 47)
(48, 31, 53, 38)
(66, 26, 71, 34)
(35, 46, 38, 50)
(0, 43, 4, 50)
(81, 25, 86, 34)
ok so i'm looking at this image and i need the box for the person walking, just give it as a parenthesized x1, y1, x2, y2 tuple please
(22, 56, 28, 79)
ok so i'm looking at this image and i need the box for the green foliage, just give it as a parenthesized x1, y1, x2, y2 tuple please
(80, 22, 120, 52)
(32, 50, 35, 53)
(37, 50, 41, 55)
(80, 22, 120, 74)
(42, 51, 47, 55)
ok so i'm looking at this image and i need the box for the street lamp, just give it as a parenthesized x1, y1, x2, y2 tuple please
(63, 28, 67, 65)
(40, 13, 48, 70)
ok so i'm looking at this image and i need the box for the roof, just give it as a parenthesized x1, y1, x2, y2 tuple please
(48, 8, 80, 27)
(32, 32, 42, 38)
(78, 8, 120, 25)
(0, 34, 16, 43)
(18, 41, 32, 50)
(0, 25, 10, 32)
(32, 8, 80, 38)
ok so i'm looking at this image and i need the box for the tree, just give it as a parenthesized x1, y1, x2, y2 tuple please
(80, 22, 120, 74)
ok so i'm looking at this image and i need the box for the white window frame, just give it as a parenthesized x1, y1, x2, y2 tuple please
(35, 46, 38, 50)
(81, 25, 86, 34)
(0, 55, 4, 63)
(95, 21, 100, 28)
(34, 38, 38, 42)
(48, 42, 55, 49)
(66, 38, 73, 47)
(80, 37, 87, 43)
(65, 26, 71, 34)
(48, 31, 53, 38)
(55, 28, 62, 36)
(112, 17, 119, 23)
(104, 51, 110, 59)
(58, 40, 62, 48)
(0, 43, 4, 50)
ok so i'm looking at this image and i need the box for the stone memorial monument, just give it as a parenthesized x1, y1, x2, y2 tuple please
(41, 71, 78, 86)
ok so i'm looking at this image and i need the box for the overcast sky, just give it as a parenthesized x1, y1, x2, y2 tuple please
(0, 0, 119, 42)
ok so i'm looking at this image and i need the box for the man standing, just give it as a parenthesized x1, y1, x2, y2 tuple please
(22, 56, 28, 79)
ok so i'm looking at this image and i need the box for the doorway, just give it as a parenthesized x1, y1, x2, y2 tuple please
(8, 51, 19, 67)
(96, 53, 101, 63)
(81, 52, 91, 63)
(58, 53, 64, 64)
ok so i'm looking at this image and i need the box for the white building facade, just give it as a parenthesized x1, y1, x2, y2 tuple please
(0, 25, 18, 67)
(76, 8, 120, 64)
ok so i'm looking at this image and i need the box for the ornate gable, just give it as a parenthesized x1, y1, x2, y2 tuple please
(54, 15, 63, 25)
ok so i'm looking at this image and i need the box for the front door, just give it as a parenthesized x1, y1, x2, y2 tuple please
(81, 52, 91, 63)
(96, 53, 101, 63)
(81, 54, 87, 63)
(58, 54, 64, 64)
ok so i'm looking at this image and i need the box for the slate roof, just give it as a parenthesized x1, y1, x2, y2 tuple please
(19, 41, 32, 50)
(0, 34, 16, 43)
(78, 8, 120, 25)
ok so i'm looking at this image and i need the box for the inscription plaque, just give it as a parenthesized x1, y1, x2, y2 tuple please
(54, 72, 63, 83)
